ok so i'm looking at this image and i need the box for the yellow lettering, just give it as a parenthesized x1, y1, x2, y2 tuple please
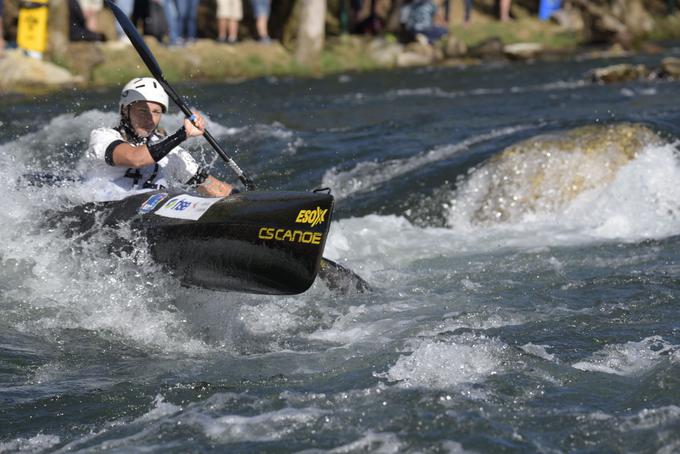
(258, 227, 324, 245)
(258, 227, 274, 240)
(295, 207, 329, 227)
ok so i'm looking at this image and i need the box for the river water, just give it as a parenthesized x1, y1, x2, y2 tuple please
(2, 48, 680, 452)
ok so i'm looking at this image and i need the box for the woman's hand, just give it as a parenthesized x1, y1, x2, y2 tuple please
(184, 110, 206, 137)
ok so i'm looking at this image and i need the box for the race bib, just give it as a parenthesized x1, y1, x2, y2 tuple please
(154, 195, 222, 220)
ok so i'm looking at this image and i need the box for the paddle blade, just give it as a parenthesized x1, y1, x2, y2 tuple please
(319, 258, 371, 294)
(104, 0, 163, 78)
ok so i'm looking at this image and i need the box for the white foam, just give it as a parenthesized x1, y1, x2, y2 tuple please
(238, 298, 311, 336)
(520, 343, 556, 362)
(381, 334, 506, 389)
(307, 304, 393, 345)
(307, 431, 404, 453)
(0, 112, 220, 354)
(338, 80, 586, 105)
(136, 394, 183, 422)
(185, 407, 327, 442)
(572, 336, 678, 376)
(0, 434, 61, 454)
(619, 405, 680, 431)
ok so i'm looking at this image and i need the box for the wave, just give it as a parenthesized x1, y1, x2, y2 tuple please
(322, 125, 533, 200)
(335, 79, 588, 106)
(324, 126, 680, 271)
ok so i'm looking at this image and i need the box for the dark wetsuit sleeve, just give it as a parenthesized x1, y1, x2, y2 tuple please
(147, 127, 187, 163)
(105, 140, 125, 166)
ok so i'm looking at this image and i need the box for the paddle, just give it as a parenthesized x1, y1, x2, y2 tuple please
(104, 0, 255, 190)
(105, 0, 370, 292)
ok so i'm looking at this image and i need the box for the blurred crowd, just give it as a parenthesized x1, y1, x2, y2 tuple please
(70, 0, 272, 44)
(1, 0, 678, 54)
(0, 0, 521, 51)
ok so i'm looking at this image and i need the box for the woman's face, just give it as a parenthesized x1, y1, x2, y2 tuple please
(128, 101, 163, 138)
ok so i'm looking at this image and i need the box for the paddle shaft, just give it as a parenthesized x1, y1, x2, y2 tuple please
(104, 0, 255, 190)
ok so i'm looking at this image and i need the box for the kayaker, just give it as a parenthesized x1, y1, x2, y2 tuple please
(81, 77, 233, 201)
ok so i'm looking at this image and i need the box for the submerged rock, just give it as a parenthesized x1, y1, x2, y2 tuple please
(590, 63, 649, 84)
(660, 57, 680, 78)
(450, 123, 665, 224)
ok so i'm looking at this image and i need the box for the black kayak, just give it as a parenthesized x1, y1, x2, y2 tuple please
(57, 189, 336, 295)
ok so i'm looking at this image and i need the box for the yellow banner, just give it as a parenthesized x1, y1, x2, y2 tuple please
(17, 0, 50, 54)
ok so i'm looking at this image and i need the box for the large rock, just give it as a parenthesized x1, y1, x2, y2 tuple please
(367, 39, 404, 67)
(449, 123, 664, 224)
(396, 41, 435, 67)
(550, 6, 585, 32)
(0, 50, 82, 92)
(590, 63, 649, 84)
(611, 0, 655, 37)
(60, 42, 105, 80)
(570, 0, 654, 48)
(396, 50, 434, 68)
(442, 35, 467, 59)
(468, 37, 505, 60)
(660, 57, 680, 78)
(503, 42, 544, 61)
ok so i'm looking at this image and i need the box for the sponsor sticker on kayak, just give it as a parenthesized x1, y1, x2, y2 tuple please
(138, 192, 169, 214)
(154, 195, 222, 220)
(296, 206, 328, 227)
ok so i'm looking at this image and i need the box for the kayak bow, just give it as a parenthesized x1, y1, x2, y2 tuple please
(62, 190, 334, 295)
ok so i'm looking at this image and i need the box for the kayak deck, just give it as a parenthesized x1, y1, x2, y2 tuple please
(59, 190, 335, 295)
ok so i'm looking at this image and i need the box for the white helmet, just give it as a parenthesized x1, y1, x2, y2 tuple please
(119, 77, 169, 114)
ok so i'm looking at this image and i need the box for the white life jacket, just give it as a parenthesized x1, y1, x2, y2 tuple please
(80, 126, 203, 202)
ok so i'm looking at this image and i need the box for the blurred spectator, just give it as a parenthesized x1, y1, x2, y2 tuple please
(350, 0, 362, 24)
(250, 0, 270, 42)
(670, 0, 677, 13)
(0, 0, 5, 54)
(499, 0, 511, 21)
(355, 0, 384, 35)
(158, 0, 179, 45)
(70, 0, 106, 41)
(177, 0, 199, 43)
(78, 0, 103, 32)
(143, 0, 169, 42)
(459, 0, 472, 25)
(113, 0, 135, 40)
(538, 0, 559, 20)
(217, 0, 241, 43)
(132, 0, 176, 44)
(401, 0, 448, 44)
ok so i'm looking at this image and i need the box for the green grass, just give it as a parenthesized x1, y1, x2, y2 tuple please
(449, 18, 582, 49)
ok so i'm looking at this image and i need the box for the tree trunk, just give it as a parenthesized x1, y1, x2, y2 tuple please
(295, 0, 326, 67)
(47, 0, 70, 59)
